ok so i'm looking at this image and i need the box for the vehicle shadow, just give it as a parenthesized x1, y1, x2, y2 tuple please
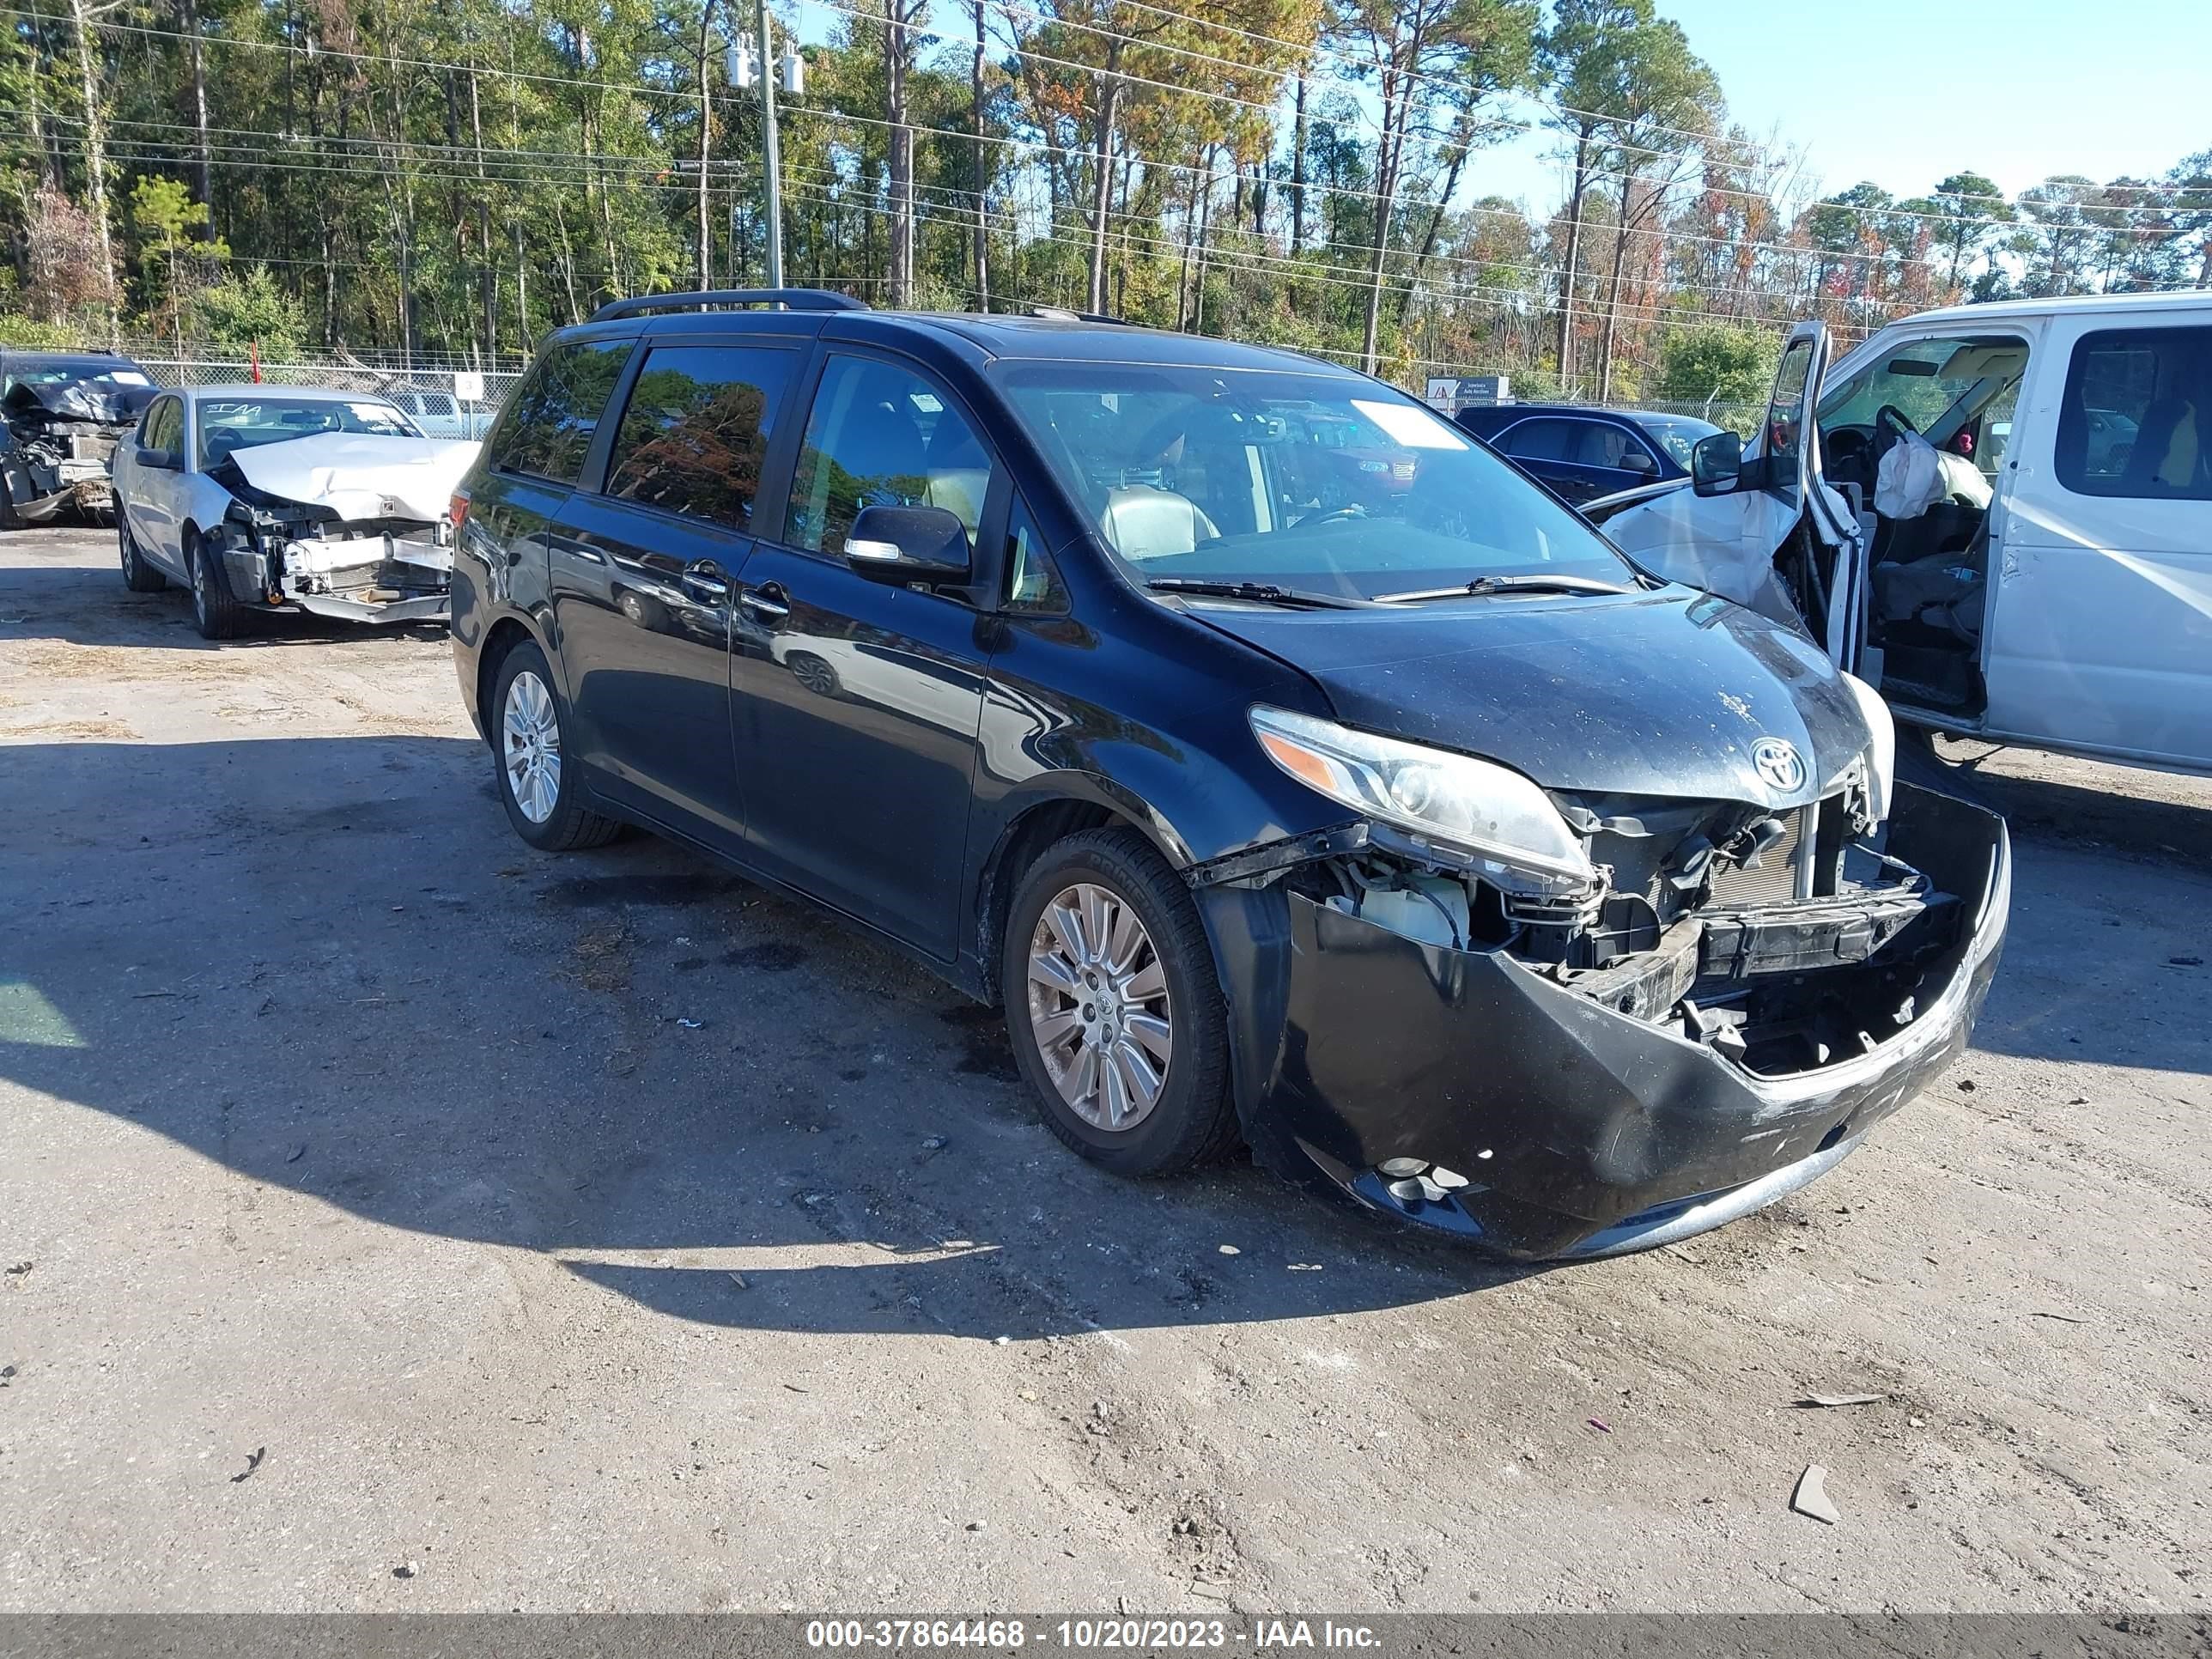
(1961, 763, 2212, 879)
(2, 735, 1541, 1346)
(0, 561, 446, 650)
(1902, 749, 2212, 1077)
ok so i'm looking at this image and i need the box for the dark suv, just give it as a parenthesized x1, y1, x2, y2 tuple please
(449, 289, 2008, 1260)
(1, 348, 157, 526)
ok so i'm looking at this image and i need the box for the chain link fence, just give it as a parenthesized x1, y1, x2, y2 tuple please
(131, 353, 522, 440)
(126, 345, 1764, 441)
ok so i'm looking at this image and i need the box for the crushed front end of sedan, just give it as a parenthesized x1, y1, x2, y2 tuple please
(0, 375, 154, 525)
(203, 433, 476, 623)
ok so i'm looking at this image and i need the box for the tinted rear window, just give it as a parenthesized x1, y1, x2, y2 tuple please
(487, 339, 635, 485)
(1498, 418, 1578, 461)
(602, 343, 793, 529)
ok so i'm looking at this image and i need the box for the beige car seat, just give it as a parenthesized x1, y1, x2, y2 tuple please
(1098, 483, 1220, 560)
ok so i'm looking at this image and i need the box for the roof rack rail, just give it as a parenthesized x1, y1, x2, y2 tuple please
(590, 288, 869, 322)
(1027, 305, 1126, 325)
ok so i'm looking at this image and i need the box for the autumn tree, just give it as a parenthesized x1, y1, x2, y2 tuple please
(1331, 0, 1534, 372)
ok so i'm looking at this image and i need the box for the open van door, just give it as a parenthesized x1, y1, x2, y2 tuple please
(1597, 321, 1863, 659)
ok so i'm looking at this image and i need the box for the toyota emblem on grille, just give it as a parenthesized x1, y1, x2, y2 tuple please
(1752, 738, 1807, 793)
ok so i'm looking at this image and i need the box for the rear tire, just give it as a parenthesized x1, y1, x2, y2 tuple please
(490, 640, 626, 851)
(1002, 828, 1239, 1177)
(119, 515, 167, 592)
(185, 527, 246, 639)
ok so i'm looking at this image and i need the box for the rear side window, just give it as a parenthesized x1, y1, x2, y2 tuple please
(2057, 326, 2212, 500)
(603, 343, 793, 530)
(487, 338, 634, 485)
(1498, 419, 1577, 462)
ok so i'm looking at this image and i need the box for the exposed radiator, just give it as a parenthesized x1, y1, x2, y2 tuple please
(1709, 805, 1809, 907)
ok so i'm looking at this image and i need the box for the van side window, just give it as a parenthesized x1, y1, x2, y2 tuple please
(2057, 326, 2212, 500)
(486, 338, 635, 486)
(1003, 495, 1067, 614)
(785, 356, 992, 559)
(603, 344, 793, 530)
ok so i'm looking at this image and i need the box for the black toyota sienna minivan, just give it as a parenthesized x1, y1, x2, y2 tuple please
(448, 289, 2009, 1260)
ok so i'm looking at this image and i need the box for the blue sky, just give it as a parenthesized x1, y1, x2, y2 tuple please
(1477, 0, 2212, 210)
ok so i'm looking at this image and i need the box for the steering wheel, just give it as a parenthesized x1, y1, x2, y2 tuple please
(1869, 404, 1918, 465)
(1825, 425, 1873, 471)
(1296, 502, 1368, 528)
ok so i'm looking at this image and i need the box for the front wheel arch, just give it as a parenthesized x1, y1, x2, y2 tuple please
(972, 780, 1198, 1005)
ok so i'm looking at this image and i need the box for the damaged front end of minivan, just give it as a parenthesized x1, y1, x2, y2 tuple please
(1191, 715, 2008, 1261)
(200, 435, 473, 624)
(1, 379, 151, 524)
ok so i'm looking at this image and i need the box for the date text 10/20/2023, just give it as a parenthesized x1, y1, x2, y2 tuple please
(804, 1620, 1382, 1650)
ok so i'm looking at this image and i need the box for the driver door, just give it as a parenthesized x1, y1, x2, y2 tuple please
(1596, 320, 1850, 642)
(725, 349, 999, 959)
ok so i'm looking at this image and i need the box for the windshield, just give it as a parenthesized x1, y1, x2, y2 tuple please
(196, 397, 417, 466)
(3, 362, 152, 400)
(995, 364, 1637, 600)
(1816, 334, 2027, 441)
(1638, 414, 1723, 467)
(4, 363, 153, 392)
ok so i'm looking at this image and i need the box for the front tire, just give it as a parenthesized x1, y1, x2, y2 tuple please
(490, 641, 625, 851)
(185, 528, 246, 639)
(1002, 829, 1239, 1176)
(119, 515, 167, 592)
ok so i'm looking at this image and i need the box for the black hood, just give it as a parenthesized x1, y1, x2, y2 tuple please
(1184, 587, 1873, 806)
(3, 379, 154, 426)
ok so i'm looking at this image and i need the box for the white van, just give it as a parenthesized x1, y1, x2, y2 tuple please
(1596, 291, 2212, 772)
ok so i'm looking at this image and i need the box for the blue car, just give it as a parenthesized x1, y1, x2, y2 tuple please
(1455, 403, 1724, 506)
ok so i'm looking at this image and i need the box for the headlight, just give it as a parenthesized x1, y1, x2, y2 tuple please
(1838, 672, 1895, 826)
(1249, 706, 1594, 886)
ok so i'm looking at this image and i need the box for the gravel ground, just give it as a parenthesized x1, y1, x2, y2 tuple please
(2, 526, 2206, 1614)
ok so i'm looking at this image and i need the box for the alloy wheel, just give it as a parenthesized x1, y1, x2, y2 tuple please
(502, 669, 562, 824)
(1024, 881, 1173, 1131)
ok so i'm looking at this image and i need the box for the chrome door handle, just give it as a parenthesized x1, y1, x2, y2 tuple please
(681, 562, 731, 605)
(737, 585, 790, 620)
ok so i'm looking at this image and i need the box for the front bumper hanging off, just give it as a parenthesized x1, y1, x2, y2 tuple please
(1201, 778, 2010, 1261)
(214, 525, 453, 626)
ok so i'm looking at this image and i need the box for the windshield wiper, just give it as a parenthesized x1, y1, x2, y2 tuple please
(1145, 578, 1366, 610)
(1372, 573, 1637, 605)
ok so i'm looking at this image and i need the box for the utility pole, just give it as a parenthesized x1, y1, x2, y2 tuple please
(722, 0, 791, 289)
(755, 0, 783, 288)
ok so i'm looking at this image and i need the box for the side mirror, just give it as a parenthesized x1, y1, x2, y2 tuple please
(846, 503, 971, 586)
(1690, 430, 1743, 495)
(1620, 448, 1660, 477)
(136, 445, 179, 471)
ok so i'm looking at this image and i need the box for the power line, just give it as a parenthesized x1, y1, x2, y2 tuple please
(9, 0, 2097, 245)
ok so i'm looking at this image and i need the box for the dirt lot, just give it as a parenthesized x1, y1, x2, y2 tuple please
(2, 525, 2207, 1614)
